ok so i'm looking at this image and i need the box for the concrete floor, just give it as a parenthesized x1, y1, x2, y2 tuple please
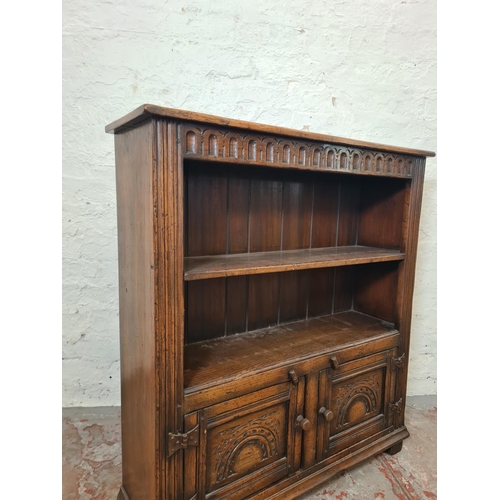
(62, 396, 436, 500)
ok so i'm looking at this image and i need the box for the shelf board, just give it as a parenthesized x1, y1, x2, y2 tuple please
(184, 311, 398, 392)
(184, 245, 404, 281)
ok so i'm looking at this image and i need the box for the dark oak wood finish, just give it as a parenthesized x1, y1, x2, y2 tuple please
(184, 311, 398, 392)
(108, 105, 432, 500)
(307, 268, 334, 318)
(115, 121, 157, 500)
(106, 104, 436, 158)
(184, 246, 405, 281)
(186, 163, 228, 257)
(185, 279, 225, 344)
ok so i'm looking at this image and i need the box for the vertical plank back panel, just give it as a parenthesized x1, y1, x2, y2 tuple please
(247, 273, 280, 331)
(333, 267, 354, 313)
(337, 178, 360, 246)
(226, 276, 248, 335)
(279, 270, 309, 323)
(186, 163, 228, 256)
(282, 173, 313, 250)
(331, 177, 360, 313)
(184, 163, 412, 343)
(310, 177, 339, 248)
(186, 278, 226, 343)
(308, 268, 334, 318)
(249, 172, 283, 252)
(227, 172, 250, 254)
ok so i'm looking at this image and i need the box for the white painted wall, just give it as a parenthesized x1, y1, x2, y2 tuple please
(62, 0, 436, 406)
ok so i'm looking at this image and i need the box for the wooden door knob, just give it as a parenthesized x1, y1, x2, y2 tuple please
(296, 415, 311, 431)
(319, 407, 334, 422)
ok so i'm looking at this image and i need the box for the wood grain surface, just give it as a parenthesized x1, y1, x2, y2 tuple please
(110, 108, 430, 500)
(184, 311, 397, 390)
(106, 104, 436, 158)
(114, 121, 157, 500)
(184, 245, 405, 281)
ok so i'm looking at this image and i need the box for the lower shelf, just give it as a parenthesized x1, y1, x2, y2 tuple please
(184, 310, 398, 392)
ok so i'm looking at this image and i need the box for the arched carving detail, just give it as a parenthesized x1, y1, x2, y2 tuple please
(214, 411, 281, 484)
(352, 153, 360, 171)
(340, 152, 347, 170)
(298, 147, 307, 166)
(326, 149, 334, 169)
(337, 392, 377, 428)
(363, 153, 373, 172)
(181, 125, 415, 178)
(248, 140, 257, 161)
(229, 137, 239, 158)
(186, 130, 197, 154)
(209, 134, 218, 156)
(334, 373, 381, 429)
(397, 158, 404, 175)
(282, 144, 291, 164)
(386, 156, 394, 173)
(313, 148, 321, 166)
(266, 142, 274, 162)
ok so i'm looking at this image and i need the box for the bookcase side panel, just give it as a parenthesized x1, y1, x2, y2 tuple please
(115, 120, 158, 500)
(394, 158, 426, 429)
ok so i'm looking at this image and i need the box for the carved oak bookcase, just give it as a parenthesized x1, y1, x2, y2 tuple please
(105, 105, 434, 500)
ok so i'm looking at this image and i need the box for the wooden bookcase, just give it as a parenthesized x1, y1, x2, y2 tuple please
(106, 104, 434, 500)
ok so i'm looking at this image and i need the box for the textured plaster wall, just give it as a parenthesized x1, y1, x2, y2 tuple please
(62, 0, 436, 406)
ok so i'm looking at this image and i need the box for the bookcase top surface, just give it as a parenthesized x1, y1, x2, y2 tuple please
(105, 104, 435, 157)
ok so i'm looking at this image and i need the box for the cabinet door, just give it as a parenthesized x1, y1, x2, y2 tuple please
(183, 378, 305, 500)
(316, 349, 398, 463)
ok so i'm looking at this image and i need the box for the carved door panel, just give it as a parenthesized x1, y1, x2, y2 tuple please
(316, 349, 398, 463)
(183, 378, 304, 500)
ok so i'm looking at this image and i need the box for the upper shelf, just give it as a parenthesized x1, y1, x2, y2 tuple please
(184, 245, 405, 281)
(105, 104, 435, 158)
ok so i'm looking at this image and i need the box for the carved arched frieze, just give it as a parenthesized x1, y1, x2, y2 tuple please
(240, 134, 261, 162)
(208, 133, 219, 156)
(362, 153, 373, 173)
(264, 140, 275, 163)
(339, 151, 348, 171)
(312, 148, 321, 167)
(182, 124, 416, 178)
(405, 158, 413, 177)
(186, 130, 197, 154)
(386, 155, 395, 174)
(248, 140, 257, 161)
(351, 150, 362, 171)
(281, 143, 291, 164)
(227, 135, 239, 159)
(396, 158, 404, 176)
(326, 149, 335, 169)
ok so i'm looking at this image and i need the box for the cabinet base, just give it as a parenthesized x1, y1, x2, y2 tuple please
(117, 485, 130, 500)
(117, 427, 409, 500)
(385, 441, 404, 455)
(249, 426, 410, 500)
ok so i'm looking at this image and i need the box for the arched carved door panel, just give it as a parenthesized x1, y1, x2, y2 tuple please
(183, 379, 304, 500)
(316, 348, 398, 463)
